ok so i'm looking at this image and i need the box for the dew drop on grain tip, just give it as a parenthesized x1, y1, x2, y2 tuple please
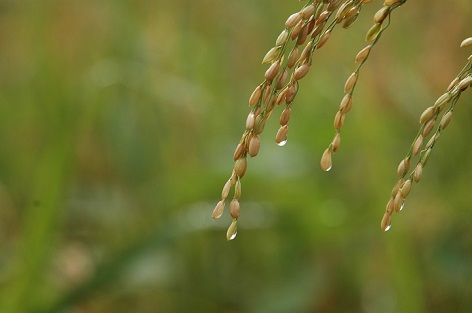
(384, 223, 392, 232)
(277, 139, 288, 146)
(228, 231, 237, 240)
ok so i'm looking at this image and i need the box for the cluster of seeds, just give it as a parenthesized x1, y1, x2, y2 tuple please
(321, 0, 406, 171)
(214, 0, 471, 240)
(214, 0, 376, 240)
(381, 38, 472, 231)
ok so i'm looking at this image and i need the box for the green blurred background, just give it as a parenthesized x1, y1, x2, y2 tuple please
(0, 1, 471, 312)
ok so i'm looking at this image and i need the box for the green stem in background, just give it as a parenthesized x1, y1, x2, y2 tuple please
(0, 132, 74, 313)
(31, 211, 206, 313)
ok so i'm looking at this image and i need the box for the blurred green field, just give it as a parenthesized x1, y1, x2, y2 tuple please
(0, 1, 471, 312)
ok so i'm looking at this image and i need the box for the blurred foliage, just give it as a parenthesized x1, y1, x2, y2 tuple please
(0, 0, 471, 312)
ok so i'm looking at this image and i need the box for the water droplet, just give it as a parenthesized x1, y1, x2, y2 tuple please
(226, 220, 238, 241)
(228, 231, 237, 240)
(324, 165, 332, 172)
(399, 200, 405, 211)
(384, 223, 392, 232)
(277, 139, 288, 146)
